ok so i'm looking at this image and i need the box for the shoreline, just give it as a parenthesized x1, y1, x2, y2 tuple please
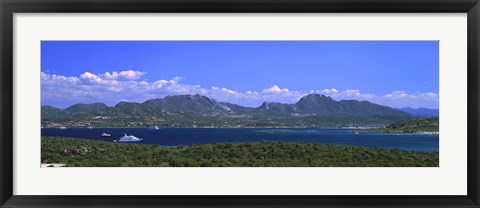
(352, 129, 439, 135)
(42, 126, 440, 135)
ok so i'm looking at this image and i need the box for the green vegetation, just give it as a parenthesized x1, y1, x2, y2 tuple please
(372, 117, 439, 133)
(42, 136, 439, 167)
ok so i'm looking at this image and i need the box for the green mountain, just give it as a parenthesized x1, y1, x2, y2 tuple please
(65, 102, 109, 114)
(41, 94, 412, 128)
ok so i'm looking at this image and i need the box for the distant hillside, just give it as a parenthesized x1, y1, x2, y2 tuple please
(398, 107, 439, 116)
(143, 94, 233, 113)
(253, 94, 410, 117)
(41, 105, 66, 120)
(375, 117, 439, 133)
(41, 94, 412, 128)
(65, 103, 109, 114)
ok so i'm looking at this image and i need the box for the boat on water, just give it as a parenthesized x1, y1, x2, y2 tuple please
(58, 126, 67, 129)
(355, 132, 359, 135)
(148, 126, 160, 130)
(118, 134, 143, 142)
(101, 133, 112, 137)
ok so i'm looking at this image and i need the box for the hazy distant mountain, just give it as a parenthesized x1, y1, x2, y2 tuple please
(41, 94, 412, 128)
(398, 107, 439, 116)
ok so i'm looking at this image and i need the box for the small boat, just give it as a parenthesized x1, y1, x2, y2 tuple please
(58, 126, 67, 129)
(355, 132, 359, 135)
(101, 133, 112, 137)
(148, 126, 160, 130)
(118, 134, 143, 142)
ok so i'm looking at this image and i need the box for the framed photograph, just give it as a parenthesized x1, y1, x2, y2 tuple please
(1, 0, 479, 207)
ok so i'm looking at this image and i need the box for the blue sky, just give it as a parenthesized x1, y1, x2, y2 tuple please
(41, 41, 439, 109)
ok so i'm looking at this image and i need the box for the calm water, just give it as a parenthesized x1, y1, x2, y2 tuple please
(41, 128, 439, 152)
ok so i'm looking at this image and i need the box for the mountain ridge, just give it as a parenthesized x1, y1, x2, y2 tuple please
(44, 93, 410, 116)
(42, 94, 413, 128)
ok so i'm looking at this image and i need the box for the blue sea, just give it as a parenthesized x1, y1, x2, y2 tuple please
(41, 128, 439, 152)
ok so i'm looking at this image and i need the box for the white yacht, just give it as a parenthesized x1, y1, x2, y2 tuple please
(101, 133, 112, 137)
(118, 134, 143, 142)
(148, 126, 160, 130)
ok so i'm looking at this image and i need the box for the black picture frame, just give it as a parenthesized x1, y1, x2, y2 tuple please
(1, 0, 479, 207)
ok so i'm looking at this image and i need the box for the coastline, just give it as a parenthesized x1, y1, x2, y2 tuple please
(353, 129, 439, 135)
(42, 126, 440, 136)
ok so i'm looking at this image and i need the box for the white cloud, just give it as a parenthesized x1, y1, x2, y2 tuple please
(384, 91, 408, 98)
(262, 85, 289, 94)
(41, 72, 81, 87)
(212, 87, 239, 95)
(321, 88, 338, 94)
(41, 71, 439, 109)
(79, 72, 106, 85)
(423, 92, 438, 97)
(101, 70, 145, 81)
